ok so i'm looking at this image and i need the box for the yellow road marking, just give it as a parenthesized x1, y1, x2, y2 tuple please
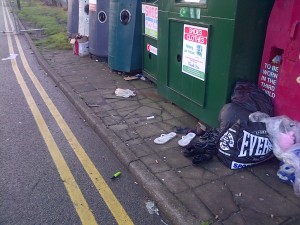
(4, 2, 134, 225)
(1, 1, 98, 224)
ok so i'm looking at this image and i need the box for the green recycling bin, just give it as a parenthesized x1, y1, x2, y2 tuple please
(108, 0, 142, 73)
(157, 0, 274, 127)
(142, 1, 158, 82)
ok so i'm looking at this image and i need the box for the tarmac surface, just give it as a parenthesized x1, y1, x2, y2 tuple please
(23, 33, 300, 225)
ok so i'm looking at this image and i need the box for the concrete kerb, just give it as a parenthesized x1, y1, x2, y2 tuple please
(20, 25, 199, 225)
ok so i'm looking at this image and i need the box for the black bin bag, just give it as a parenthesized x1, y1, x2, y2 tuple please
(218, 120, 273, 169)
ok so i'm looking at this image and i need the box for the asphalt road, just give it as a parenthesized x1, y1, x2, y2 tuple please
(0, 1, 170, 224)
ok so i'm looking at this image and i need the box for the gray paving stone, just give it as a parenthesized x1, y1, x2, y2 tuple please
(140, 154, 171, 173)
(95, 108, 117, 117)
(115, 128, 139, 142)
(108, 123, 129, 131)
(249, 159, 300, 208)
(159, 101, 188, 117)
(135, 123, 164, 138)
(157, 148, 192, 169)
(102, 115, 123, 126)
(200, 158, 235, 177)
(91, 80, 116, 89)
(125, 138, 144, 146)
(80, 91, 105, 105)
(138, 88, 165, 102)
(110, 99, 140, 109)
(70, 81, 96, 93)
(156, 170, 189, 193)
(179, 165, 219, 188)
(62, 74, 87, 83)
(225, 172, 300, 216)
(129, 143, 155, 158)
(176, 190, 213, 221)
(225, 208, 285, 225)
(130, 80, 155, 89)
(194, 180, 239, 220)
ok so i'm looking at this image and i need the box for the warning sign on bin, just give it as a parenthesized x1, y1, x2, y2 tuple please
(182, 24, 208, 81)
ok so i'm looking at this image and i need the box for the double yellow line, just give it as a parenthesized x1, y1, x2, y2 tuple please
(1, 1, 134, 224)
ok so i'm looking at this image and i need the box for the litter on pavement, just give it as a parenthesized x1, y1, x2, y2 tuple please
(1, 53, 18, 60)
(115, 88, 136, 98)
(145, 200, 159, 215)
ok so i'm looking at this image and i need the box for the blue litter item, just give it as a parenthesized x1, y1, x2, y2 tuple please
(277, 162, 295, 185)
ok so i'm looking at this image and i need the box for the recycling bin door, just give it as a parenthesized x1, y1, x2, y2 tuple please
(108, 0, 142, 72)
(79, 0, 89, 36)
(67, 0, 79, 37)
(142, 1, 158, 82)
(157, 0, 274, 127)
(89, 0, 109, 58)
(258, 0, 300, 121)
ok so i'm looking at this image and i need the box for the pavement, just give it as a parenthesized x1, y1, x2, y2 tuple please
(22, 32, 300, 225)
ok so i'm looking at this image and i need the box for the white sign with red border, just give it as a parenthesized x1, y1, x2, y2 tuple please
(182, 24, 208, 81)
(142, 4, 158, 39)
(146, 44, 157, 55)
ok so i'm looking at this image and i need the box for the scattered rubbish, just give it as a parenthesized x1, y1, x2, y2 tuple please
(145, 200, 159, 215)
(235, 193, 242, 197)
(136, 73, 146, 81)
(134, 182, 138, 185)
(123, 73, 147, 81)
(249, 112, 300, 196)
(124, 76, 139, 81)
(160, 219, 168, 225)
(155, 160, 158, 164)
(111, 171, 121, 180)
(196, 122, 207, 135)
(147, 116, 155, 120)
(71, 35, 89, 56)
(154, 132, 176, 144)
(115, 88, 136, 98)
(2, 53, 18, 61)
(272, 55, 282, 64)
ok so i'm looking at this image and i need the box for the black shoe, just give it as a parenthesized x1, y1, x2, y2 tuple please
(183, 145, 206, 157)
(192, 153, 213, 165)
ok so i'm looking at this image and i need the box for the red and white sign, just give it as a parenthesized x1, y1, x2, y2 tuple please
(182, 24, 208, 81)
(146, 44, 157, 55)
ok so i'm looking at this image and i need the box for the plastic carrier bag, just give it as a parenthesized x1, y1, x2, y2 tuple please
(249, 112, 300, 196)
(218, 120, 273, 169)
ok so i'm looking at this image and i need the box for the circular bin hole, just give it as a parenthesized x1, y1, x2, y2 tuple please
(84, 4, 89, 15)
(120, 9, 131, 25)
(98, 11, 107, 23)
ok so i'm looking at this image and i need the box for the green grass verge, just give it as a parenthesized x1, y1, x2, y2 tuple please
(18, 0, 71, 50)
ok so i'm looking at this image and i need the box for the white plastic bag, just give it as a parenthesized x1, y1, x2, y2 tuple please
(115, 88, 136, 98)
(280, 143, 300, 196)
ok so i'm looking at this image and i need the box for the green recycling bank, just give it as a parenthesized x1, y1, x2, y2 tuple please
(156, 0, 274, 127)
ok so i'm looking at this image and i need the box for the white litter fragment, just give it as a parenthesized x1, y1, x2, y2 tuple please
(2, 53, 18, 61)
(145, 200, 159, 215)
(147, 116, 155, 120)
(115, 88, 136, 98)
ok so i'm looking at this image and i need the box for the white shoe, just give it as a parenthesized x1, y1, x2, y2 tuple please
(178, 132, 196, 147)
(154, 132, 177, 144)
